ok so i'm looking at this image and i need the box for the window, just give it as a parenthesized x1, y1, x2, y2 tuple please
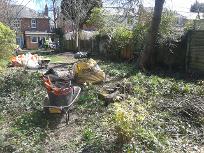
(31, 36, 38, 43)
(31, 19, 36, 28)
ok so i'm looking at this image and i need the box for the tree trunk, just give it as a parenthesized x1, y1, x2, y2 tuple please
(53, 0, 57, 29)
(75, 28, 81, 51)
(139, 0, 165, 70)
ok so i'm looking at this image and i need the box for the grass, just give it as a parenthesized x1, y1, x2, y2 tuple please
(0, 58, 204, 152)
(44, 54, 68, 63)
(17, 49, 69, 63)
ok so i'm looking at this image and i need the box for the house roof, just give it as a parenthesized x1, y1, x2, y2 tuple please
(11, 5, 48, 19)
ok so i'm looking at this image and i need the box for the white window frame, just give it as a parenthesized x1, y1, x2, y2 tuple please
(31, 19, 36, 28)
(31, 36, 38, 43)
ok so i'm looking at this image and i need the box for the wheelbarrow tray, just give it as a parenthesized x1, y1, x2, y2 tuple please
(43, 86, 81, 114)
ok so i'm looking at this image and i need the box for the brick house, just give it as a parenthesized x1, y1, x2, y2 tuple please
(10, 5, 51, 49)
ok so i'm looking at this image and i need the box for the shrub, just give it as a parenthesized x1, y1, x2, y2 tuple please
(0, 22, 15, 69)
(109, 26, 132, 58)
(109, 99, 148, 144)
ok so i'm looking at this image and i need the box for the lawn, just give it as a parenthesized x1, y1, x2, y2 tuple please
(0, 57, 204, 152)
(18, 49, 70, 63)
(44, 54, 68, 63)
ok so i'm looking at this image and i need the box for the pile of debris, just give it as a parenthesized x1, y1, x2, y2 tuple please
(98, 79, 133, 106)
(72, 58, 105, 84)
(11, 52, 50, 69)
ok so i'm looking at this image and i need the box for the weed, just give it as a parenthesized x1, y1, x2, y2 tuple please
(99, 61, 134, 78)
(9, 111, 47, 152)
(82, 128, 95, 142)
(109, 99, 148, 144)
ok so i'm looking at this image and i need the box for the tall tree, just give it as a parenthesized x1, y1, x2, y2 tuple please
(0, 0, 14, 25)
(139, 0, 165, 70)
(47, 0, 61, 29)
(61, 0, 102, 50)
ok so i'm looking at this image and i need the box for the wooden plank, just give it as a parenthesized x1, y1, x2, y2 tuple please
(189, 67, 204, 72)
(191, 38, 204, 41)
(189, 66, 204, 71)
(191, 43, 204, 47)
(191, 37, 204, 40)
(189, 63, 204, 68)
(190, 52, 204, 56)
(191, 40, 204, 44)
(191, 48, 204, 52)
(189, 66, 204, 72)
(190, 55, 204, 59)
(191, 50, 204, 54)
(191, 34, 204, 38)
(190, 59, 204, 65)
(189, 62, 204, 69)
(191, 46, 204, 50)
(190, 52, 204, 57)
(191, 32, 204, 36)
(190, 54, 204, 58)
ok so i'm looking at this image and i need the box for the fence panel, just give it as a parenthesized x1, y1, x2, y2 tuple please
(187, 30, 204, 73)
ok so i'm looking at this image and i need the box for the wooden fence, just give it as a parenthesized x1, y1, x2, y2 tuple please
(186, 30, 204, 72)
(63, 39, 134, 60)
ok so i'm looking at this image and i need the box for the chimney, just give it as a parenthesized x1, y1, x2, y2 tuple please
(44, 4, 48, 16)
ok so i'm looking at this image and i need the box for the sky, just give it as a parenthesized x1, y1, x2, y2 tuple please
(16, 0, 204, 19)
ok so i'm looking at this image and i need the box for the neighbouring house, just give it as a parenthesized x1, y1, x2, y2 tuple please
(10, 5, 51, 49)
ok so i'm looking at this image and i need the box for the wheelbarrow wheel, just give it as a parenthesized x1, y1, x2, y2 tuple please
(43, 96, 50, 114)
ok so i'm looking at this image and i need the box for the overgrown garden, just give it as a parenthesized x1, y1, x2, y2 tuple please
(0, 0, 203, 152)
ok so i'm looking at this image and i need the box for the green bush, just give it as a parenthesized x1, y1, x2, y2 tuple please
(109, 26, 132, 58)
(0, 22, 15, 69)
(109, 100, 148, 144)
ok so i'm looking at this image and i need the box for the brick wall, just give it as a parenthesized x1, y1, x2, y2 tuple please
(25, 36, 38, 49)
(21, 18, 50, 32)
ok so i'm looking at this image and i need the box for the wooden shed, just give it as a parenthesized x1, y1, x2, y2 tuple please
(186, 30, 204, 73)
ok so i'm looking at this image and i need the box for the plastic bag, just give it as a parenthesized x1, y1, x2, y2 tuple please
(72, 59, 105, 84)
(11, 52, 40, 68)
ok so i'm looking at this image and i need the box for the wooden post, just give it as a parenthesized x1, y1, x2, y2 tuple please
(185, 30, 192, 72)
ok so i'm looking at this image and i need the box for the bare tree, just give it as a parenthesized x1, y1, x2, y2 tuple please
(61, 0, 102, 51)
(0, 0, 14, 25)
(48, 0, 60, 29)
